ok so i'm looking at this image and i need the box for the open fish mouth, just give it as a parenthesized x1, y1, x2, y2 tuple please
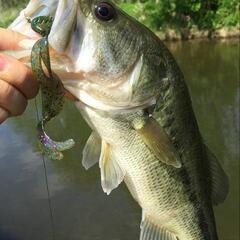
(10, 0, 80, 55)
(10, 0, 59, 38)
(8, 0, 160, 112)
(9, 0, 84, 94)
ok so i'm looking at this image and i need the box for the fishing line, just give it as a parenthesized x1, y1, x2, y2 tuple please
(34, 97, 56, 240)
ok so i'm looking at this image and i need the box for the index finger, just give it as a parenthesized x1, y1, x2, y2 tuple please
(0, 28, 28, 51)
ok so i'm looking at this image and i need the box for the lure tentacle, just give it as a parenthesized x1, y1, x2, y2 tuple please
(31, 16, 75, 160)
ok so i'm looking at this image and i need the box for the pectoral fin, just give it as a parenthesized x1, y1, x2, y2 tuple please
(140, 213, 178, 240)
(133, 117, 181, 168)
(205, 145, 229, 205)
(99, 140, 125, 195)
(82, 132, 101, 170)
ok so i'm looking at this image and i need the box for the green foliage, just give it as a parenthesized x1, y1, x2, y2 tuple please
(0, 0, 28, 9)
(118, 0, 239, 31)
(214, 0, 240, 28)
(0, 0, 28, 27)
(0, 8, 19, 27)
(0, 0, 238, 30)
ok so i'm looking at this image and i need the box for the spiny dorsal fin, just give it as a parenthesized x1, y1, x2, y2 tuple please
(140, 214, 178, 240)
(205, 145, 229, 205)
(99, 140, 125, 195)
(82, 132, 101, 170)
(132, 117, 181, 168)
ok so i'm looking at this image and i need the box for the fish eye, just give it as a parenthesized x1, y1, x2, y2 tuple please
(95, 2, 116, 21)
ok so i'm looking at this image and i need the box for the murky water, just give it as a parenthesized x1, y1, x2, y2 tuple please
(0, 39, 239, 240)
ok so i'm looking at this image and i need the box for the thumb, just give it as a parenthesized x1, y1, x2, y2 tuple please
(0, 28, 29, 50)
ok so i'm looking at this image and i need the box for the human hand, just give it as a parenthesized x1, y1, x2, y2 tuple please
(0, 28, 39, 124)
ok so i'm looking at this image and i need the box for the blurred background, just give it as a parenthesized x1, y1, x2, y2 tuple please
(0, 0, 239, 39)
(0, 1, 239, 240)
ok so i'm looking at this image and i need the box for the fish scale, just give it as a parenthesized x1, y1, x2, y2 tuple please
(10, 1, 228, 239)
(79, 104, 216, 240)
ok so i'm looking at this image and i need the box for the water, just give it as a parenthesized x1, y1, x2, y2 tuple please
(0, 39, 239, 240)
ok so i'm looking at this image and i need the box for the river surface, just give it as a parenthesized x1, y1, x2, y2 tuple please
(0, 39, 239, 240)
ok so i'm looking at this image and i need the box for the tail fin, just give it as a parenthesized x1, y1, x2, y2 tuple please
(205, 145, 229, 205)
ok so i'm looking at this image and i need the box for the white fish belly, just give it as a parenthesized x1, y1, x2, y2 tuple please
(79, 104, 211, 240)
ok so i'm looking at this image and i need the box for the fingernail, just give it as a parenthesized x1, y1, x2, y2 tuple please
(0, 55, 7, 71)
(0, 107, 9, 124)
(18, 39, 37, 49)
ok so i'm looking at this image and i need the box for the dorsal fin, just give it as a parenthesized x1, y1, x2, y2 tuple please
(99, 140, 125, 195)
(82, 132, 101, 170)
(205, 145, 229, 205)
(132, 117, 181, 168)
(140, 213, 178, 240)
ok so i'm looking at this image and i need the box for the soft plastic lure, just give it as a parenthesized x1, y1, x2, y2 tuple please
(30, 16, 75, 160)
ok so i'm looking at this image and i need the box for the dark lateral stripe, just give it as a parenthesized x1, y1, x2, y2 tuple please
(179, 166, 212, 239)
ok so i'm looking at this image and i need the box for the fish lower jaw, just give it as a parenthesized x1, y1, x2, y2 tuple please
(71, 89, 157, 113)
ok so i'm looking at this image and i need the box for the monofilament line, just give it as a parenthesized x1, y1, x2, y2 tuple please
(34, 97, 56, 240)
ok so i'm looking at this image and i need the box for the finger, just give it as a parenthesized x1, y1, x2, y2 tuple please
(0, 54, 39, 99)
(0, 107, 9, 124)
(0, 79, 27, 116)
(0, 28, 28, 50)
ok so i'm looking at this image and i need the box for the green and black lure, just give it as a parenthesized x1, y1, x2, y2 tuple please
(30, 16, 75, 160)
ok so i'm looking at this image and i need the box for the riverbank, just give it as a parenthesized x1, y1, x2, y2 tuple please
(156, 27, 240, 41)
(1, 17, 239, 42)
(0, 4, 239, 42)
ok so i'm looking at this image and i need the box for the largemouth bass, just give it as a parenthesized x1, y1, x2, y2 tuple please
(9, 0, 229, 239)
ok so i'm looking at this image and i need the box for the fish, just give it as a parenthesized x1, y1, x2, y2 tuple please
(8, 0, 229, 239)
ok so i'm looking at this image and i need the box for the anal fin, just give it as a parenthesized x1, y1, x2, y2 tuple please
(82, 132, 101, 170)
(140, 214, 178, 240)
(99, 140, 125, 195)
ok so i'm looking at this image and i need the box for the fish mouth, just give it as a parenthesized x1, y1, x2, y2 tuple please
(9, 0, 156, 112)
(48, 0, 79, 53)
(10, 0, 59, 38)
(9, 0, 83, 95)
(10, 0, 80, 54)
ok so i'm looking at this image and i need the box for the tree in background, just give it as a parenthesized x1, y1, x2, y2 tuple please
(118, 0, 239, 31)
(0, 0, 28, 27)
(0, 0, 239, 32)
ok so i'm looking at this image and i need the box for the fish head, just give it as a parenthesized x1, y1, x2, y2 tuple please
(10, 0, 168, 111)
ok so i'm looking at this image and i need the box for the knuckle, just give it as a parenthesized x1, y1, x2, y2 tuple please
(0, 56, 38, 99)
(4, 82, 15, 97)
(0, 80, 15, 100)
(0, 79, 27, 116)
